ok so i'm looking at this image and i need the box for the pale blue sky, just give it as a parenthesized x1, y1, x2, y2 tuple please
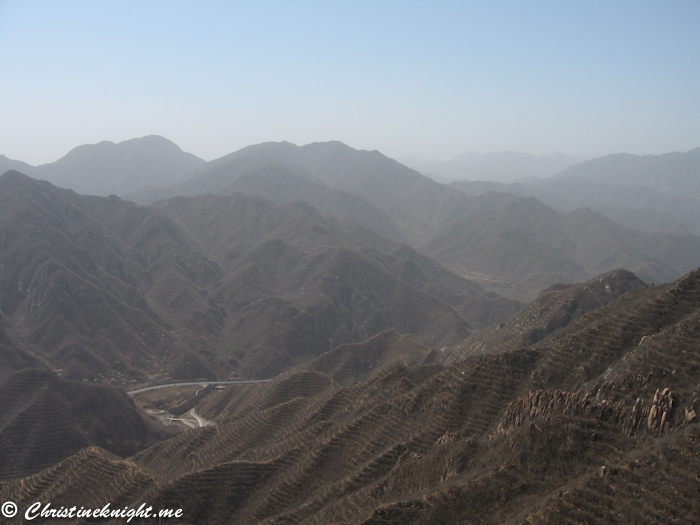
(1, 0, 698, 164)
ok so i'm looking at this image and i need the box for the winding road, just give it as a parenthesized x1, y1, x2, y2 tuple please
(126, 378, 274, 396)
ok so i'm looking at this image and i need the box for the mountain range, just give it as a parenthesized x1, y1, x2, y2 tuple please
(452, 148, 700, 237)
(556, 148, 700, 199)
(120, 139, 700, 301)
(1, 136, 700, 523)
(4, 138, 700, 304)
(0, 169, 522, 384)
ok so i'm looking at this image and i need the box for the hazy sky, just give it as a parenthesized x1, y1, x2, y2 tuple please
(1, 1, 698, 165)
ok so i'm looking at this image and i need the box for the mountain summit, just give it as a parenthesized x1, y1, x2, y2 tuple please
(31, 135, 205, 196)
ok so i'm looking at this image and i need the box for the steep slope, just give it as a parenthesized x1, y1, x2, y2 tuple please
(287, 329, 433, 387)
(34, 135, 205, 196)
(5, 267, 699, 524)
(0, 368, 173, 480)
(0, 171, 520, 382)
(0, 171, 217, 383)
(0, 447, 158, 513)
(153, 193, 521, 377)
(450, 269, 648, 360)
(292, 141, 475, 243)
(0, 311, 46, 381)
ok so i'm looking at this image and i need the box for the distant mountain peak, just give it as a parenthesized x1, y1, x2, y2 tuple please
(32, 135, 205, 196)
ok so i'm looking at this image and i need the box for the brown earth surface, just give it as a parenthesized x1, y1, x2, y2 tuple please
(2, 267, 699, 524)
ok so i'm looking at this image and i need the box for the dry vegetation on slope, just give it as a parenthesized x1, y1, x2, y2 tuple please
(2, 267, 699, 524)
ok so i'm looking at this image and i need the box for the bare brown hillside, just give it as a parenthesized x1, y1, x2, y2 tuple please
(3, 267, 699, 524)
(449, 268, 648, 360)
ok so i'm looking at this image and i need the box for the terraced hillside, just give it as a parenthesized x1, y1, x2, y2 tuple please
(2, 267, 699, 524)
(449, 268, 648, 361)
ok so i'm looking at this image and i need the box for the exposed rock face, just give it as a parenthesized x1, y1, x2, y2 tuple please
(496, 387, 686, 439)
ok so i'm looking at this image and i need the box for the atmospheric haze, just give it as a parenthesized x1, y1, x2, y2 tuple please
(3, 3, 700, 521)
(0, 0, 698, 165)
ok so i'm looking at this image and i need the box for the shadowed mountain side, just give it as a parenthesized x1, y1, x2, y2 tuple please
(57, 190, 234, 376)
(206, 247, 475, 378)
(34, 135, 205, 196)
(449, 269, 648, 361)
(151, 192, 521, 377)
(0, 311, 47, 380)
(0, 368, 174, 480)
(2, 267, 700, 523)
(158, 192, 521, 324)
(0, 171, 216, 383)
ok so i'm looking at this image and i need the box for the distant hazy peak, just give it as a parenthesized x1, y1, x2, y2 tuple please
(554, 147, 700, 199)
(0, 156, 37, 177)
(31, 135, 206, 197)
(48, 134, 202, 163)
